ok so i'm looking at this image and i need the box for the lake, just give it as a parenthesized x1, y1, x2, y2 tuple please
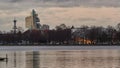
(0, 50, 120, 68)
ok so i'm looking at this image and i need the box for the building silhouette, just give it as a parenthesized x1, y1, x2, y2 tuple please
(25, 9, 41, 30)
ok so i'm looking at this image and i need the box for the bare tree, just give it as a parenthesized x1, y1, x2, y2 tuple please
(80, 25, 89, 44)
(106, 25, 116, 44)
(116, 23, 120, 31)
(56, 24, 67, 30)
(17, 27, 24, 33)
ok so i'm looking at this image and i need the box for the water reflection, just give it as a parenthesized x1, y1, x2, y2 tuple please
(0, 50, 120, 68)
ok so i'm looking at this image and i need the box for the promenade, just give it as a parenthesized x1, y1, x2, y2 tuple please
(0, 45, 120, 51)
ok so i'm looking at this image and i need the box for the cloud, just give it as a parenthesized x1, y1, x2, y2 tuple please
(1, 0, 120, 7)
(9, 0, 23, 2)
(78, 18, 97, 21)
(38, 7, 120, 28)
(0, 0, 120, 31)
(4, 0, 120, 8)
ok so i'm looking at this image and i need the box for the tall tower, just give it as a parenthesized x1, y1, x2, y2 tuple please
(25, 9, 41, 30)
(32, 9, 40, 29)
(32, 9, 36, 17)
(13, 19, 17, 34)
(32, 9, 37, 29)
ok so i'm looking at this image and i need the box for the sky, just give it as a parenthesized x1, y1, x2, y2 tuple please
(1, 0, 120, 31)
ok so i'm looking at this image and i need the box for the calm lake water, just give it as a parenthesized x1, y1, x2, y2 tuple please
(0, 50, 120, 68)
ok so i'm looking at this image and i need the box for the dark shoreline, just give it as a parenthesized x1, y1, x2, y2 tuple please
(0, 44, 120, 46)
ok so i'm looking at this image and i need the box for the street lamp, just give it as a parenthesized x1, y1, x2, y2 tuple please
(13, 19, 17, 44)
(13, 19, 17, 34)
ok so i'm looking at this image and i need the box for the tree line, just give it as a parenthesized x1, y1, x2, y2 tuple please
(0, 29, 72, 45)
(0, 23, 120, 45)
(72, 23, 120, 45)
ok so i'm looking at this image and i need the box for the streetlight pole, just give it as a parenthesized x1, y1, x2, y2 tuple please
(13, 19, 17, 43)
(13, 19, 17, 34)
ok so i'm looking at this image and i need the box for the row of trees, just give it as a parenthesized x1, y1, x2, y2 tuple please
(73, 23, 120, 44)
(0, 23, 120, 45)
(0, 29, 72, 45)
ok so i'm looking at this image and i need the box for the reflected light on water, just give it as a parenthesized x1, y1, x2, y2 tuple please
(0, 50, 120, 68)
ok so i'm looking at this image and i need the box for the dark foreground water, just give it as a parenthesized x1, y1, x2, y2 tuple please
(0, 50, 120, 68)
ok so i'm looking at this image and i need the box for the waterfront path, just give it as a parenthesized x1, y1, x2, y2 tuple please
(0, 45, 120, 51)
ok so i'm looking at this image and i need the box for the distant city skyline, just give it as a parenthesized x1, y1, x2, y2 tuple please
(0, 0, 120, 31)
